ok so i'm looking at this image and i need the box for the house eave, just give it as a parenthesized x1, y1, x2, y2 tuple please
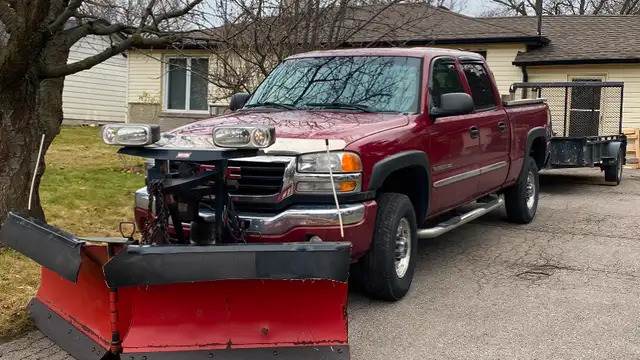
(513, 58, 640, 66)
(343, 35, 548, 48)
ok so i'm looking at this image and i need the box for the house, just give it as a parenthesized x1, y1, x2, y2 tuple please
(63, 35, 128, 124)
(125, 4, 640, 132)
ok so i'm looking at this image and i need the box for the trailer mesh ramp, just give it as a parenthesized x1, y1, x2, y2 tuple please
(510, 81, 623, 137)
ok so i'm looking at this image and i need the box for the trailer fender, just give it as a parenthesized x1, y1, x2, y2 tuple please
(604, 140, 625, 164)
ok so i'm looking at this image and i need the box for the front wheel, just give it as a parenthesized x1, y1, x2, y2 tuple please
(357, 193, 417, 301)
(604, 150, 623, 185)
(504, 156, 539, 224)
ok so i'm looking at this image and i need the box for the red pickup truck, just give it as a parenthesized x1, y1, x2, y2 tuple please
(135, 47, 550, 300)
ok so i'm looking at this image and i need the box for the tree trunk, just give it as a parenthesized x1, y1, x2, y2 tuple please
(0, 75, 48, 221)
(0, 39, 68, 224)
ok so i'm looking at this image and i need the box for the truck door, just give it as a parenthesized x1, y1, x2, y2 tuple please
(460, 61, 510, 194)
(427, 57, 482, 214)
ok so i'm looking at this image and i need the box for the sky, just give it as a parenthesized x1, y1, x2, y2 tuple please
(458, 0, 500, 16)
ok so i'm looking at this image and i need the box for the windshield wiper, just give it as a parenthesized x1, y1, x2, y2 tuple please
(244, 102, 296, 110)
(303, 102, 373, 112)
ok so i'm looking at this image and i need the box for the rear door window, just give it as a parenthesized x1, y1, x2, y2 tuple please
(461, 63, 497, 110)
(430, 59, 465, 109)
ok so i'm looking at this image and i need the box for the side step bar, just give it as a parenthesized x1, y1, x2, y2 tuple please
(417, 196, 504, 239)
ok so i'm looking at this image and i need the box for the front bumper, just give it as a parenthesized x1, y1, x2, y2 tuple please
(135, 187, 377, 259)
(136, 187, 367, 234)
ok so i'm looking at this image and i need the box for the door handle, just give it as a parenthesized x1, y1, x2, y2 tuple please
(469, 126, 480, 139)
(497, 122, 507, 132)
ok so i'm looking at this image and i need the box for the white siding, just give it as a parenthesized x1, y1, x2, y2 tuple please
(63, 35, 128, 122)
(127, 50, 163, 103)
(528, 64, 640, 129)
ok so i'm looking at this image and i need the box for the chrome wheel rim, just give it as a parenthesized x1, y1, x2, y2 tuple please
(525, 170, 536, 210)
(394, 217, 411, 278)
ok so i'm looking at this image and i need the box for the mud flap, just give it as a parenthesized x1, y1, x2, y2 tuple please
(0, 212, 83, 282)
(1, 214, 352, 360)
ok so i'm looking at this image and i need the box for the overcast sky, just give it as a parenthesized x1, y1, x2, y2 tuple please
(459, 0, 499, 16)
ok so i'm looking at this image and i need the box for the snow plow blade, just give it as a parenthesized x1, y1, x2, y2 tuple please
(1, 213, 351, 360)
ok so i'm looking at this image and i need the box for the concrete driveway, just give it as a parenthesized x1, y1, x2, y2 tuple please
(2, 168, 640, 359)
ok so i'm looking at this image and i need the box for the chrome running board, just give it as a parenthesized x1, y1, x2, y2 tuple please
(417, 196, 504, 239)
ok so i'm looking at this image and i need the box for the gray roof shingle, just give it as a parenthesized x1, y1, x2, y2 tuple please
(483, 16, 640, 64)
(342, 4, 540, 44)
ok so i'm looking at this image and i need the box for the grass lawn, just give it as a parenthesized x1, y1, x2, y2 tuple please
(0, 126, 144, 342)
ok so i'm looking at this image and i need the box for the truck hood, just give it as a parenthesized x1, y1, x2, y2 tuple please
(171, 110, 410, 145)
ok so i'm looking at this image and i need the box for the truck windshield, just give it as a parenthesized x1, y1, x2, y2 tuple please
(246, 56, 421, 113)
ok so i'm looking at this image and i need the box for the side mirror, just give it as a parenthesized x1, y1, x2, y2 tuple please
(229, 92, 251, 111)
(431, 92, 474, 118)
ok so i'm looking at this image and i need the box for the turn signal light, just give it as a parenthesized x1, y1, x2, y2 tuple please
(338, 180, 358, 192)
(341, 153, 362, 172)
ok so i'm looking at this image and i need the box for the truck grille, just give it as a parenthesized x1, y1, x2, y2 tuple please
(227, 160, 287, 196)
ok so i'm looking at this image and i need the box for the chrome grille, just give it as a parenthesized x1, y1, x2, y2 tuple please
(228, 160, 287, 195)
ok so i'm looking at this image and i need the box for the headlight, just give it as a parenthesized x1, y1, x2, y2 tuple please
(213, 126, 275, 148)
(295, 173, 361, 193)
(297, 152, 362, 173)
(102, 124, 160, 146)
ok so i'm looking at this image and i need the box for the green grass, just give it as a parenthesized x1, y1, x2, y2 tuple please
(0, 126, 144, 342)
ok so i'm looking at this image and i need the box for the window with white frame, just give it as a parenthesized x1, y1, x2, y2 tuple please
(165, 57, 209, 111)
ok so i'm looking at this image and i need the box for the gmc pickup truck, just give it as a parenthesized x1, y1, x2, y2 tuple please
(134, 47, 550, 300)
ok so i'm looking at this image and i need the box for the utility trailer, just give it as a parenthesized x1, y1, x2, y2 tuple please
(510, 81, 627, 184)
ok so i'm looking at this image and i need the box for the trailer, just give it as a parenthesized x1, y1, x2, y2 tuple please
(510, 81, 627, 184)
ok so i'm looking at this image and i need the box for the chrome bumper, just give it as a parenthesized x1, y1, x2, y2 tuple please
(135, 188, 366, 235)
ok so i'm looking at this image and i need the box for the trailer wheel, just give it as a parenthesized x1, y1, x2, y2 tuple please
(604, 151, 623, 185)
(356, 193, 417, 301)
(504, 156, 539, 224)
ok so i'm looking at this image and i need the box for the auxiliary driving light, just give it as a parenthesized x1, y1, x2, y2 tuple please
(213, 125, 276, 148)
(102, 124, 161, 146)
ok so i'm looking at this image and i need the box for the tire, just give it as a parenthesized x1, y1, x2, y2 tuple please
(357, 193, 417, 301)
(504, 156, 539, 224)
(604, 150, 623, 185)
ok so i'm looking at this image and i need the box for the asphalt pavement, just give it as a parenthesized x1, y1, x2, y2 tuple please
(2, 168, 639, 359)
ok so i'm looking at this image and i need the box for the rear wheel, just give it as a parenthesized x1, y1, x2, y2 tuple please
(604, 150, 623, 185)
(504, 156, 539, 224)
(357, 193, 417, 301)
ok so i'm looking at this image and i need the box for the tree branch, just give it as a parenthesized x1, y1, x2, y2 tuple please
(156, 0, 203, 23)
(48, 0, 84, 33)
(42, 35, 175, 78)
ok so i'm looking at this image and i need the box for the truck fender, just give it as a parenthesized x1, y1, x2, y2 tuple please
(525, 127, 549, 169)
(367, 150, 431, 220)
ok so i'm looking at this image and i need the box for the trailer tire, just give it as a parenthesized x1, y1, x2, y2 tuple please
(357, 193, 417, 301)
(504, 156, 539, 224)
(604, 151, 623, 185)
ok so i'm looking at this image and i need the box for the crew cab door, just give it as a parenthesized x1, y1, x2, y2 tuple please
(427, 57, 482, 214)
(460, 61, 510, 194)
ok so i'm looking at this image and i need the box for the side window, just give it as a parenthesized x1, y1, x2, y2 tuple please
(430, 59, 464, 108)
(461, 63, 497, 110)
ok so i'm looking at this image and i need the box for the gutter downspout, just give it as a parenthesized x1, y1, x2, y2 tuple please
(521, 64, 529, 98)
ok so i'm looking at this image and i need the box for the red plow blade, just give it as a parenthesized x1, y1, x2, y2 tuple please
(2, 213, 351, 360)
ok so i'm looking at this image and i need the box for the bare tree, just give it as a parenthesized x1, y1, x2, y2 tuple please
(487, 0, 640, 15)
(177, 0, 460, 102)
(0, 0, 204, 222)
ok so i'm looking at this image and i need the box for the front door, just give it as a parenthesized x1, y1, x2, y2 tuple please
(460, 62, 510, 194)
(427, 58, 481, 215)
